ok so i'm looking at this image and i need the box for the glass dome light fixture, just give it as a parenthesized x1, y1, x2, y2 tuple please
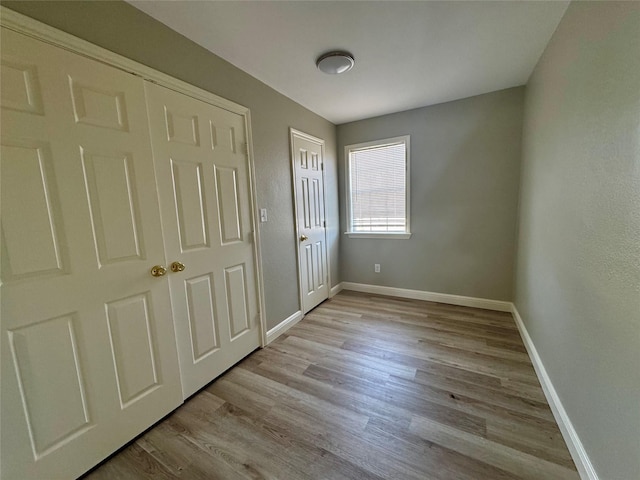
(316, 51, 355, 75)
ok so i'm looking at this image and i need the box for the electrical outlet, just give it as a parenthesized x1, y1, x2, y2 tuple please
(260, 208, 268, 223)
(374, 264, 380, 273)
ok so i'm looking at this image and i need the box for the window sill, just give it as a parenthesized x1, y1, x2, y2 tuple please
(345, 232, 412, 239)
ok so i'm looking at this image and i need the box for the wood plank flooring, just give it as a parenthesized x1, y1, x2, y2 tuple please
(83, 291, 579, 480)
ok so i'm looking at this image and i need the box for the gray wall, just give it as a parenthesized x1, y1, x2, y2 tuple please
(515, 2, 640, 479)
(3, 1, 340, 330)
(337, 88, 524, 301)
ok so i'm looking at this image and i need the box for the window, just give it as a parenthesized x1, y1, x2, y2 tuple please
(345, 136, 411, 238)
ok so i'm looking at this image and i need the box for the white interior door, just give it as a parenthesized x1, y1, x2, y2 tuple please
(145, 83, 261, 399)
(0, 29, 182, 480)
(291, 129, 329, 313)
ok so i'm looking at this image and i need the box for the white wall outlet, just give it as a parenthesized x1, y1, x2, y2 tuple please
(260, 208, 268, 223)
(374, 264, 381, 273)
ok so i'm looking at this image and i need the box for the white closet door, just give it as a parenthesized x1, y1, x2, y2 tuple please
(145, 83, 261, 399)
(292, 131, 329, 313)
(1, 29, 182, 479)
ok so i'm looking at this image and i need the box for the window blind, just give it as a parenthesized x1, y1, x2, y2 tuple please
(349, 142, 407, 232)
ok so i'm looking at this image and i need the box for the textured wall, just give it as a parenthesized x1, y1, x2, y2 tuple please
(337, 87, 524, 301)
(3, 1, 340, 330)
(515, 2, 640, 479)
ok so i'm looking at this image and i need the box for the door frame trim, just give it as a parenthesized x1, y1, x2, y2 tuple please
(0, 6, 268, 346)
(289, 128, 331, 315)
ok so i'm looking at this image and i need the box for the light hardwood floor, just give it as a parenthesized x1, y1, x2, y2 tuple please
(83, 291, 579, 480)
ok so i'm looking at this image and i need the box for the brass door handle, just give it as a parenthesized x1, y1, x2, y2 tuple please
(150, 265, 167, 277)
(299, 234, 309, 242)
(170, 261, 186, 273)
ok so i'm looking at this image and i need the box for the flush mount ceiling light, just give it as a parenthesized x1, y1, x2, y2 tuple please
(316, 51, 355, 75)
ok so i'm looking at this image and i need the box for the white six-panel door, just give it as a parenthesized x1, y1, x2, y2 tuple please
(0, 29, 183, 479)
(145, 83, 261, 399)
(291, 130, 329, 313)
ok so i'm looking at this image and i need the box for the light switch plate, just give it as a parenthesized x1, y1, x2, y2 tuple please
(260, 208, 268, 223)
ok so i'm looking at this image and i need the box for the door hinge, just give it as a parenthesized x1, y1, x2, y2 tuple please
(323, 220, 326, 228)
(321, 162, 324, 171)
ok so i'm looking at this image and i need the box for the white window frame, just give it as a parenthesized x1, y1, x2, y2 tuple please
(344, 135, 411, 239)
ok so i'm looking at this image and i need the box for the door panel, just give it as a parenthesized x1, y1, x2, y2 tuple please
(105, 293, 160, 407)
(1, 29, 182, 480)
(0, 58, 45, 114)
(69, 79, 129, 131)
(315, 241, 326, 290)
(185, 274, 220, 361)
(166, 110, 199, 146)
(171, 159, 209, 250)
(292, 131, 329, 313)
(8, 313, 91, 458)
(302, 176, 311, 228)
(1, 141, 66, 279)
(312, 178, 322, 226)
(82, 151, 143, 264)
(304, 244, 314, 294)
(145, 83, 260, 399)
(211, 122, 237, 152)
(215, 165, 243, 243)
(225, 263, 251, 337)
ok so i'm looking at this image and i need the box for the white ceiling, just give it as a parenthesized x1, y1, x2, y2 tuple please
(129, 1, 569, 124)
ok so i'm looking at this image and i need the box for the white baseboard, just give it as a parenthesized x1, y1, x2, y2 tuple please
(266, 284, 342, 345)
(265, 310, 304, 345)
(340, 282, 512, 312)
(511, 305, 598, 480)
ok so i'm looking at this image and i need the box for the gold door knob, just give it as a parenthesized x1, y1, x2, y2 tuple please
(170, 261, 186, 273)
(150, 265, 167, 277)
(299, 234, 309, 242)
